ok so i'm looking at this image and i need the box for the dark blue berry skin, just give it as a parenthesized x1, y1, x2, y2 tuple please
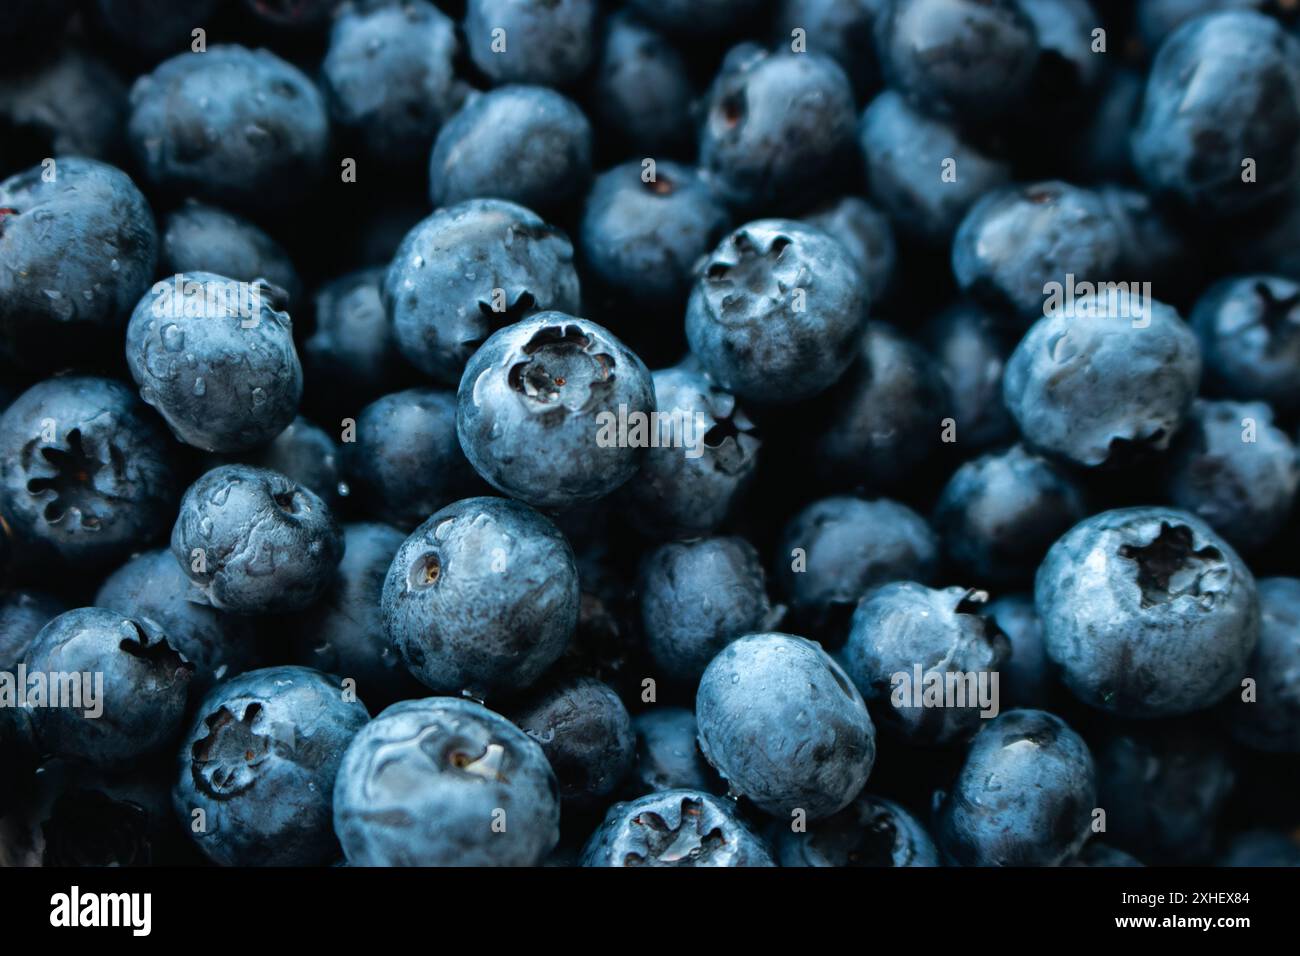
(590, 11, 695, 156)
(508, 675, 635, 810)
(464, 0, 599, 88)
(457, 314, 655, 510)
(0, 158, 156, 365)
(813, 323, 949, 488)
(1097, 185, 1187, 286)
(639, 537, 776, 685)
(1230, 577, 1300, 753)
(125, 272, 303, 454)
(322, 0, 462, 165)
(859, 91, 1011, 246)
(93, 0, 221, 61)
(581, 789, 774, 867)
(699, 47, 857, 212)
(1132, 11, 1300, 218)
(686, 220, 869, 404)
(1166, 400, 1298, 554)
(127, 46, 329, 208)
(1003, 297, 1201, 468)
(0, 377, 176, 569)
(986, 594, 1050, 710)
(381, 496, 579, 697)
(170, 464, 344, 616)
(803, 196, 897, 302)
(773, 792, 939, 867)
(618, 365, 760, 540)
(1095, 722, 1235, 864)
(343, 389, 478, 529)
(96, 549, 259, 695)
(160, 201, 301, 309)
(175, 666, 369, 867)
(1134, 0, 1267, 52)
(952, 182, 1126, 323)
(24, 607, 195, 768)
(246, 417, 344, 509)
(625, 0, 767, 34)
(935, 709, 1096, 867)
(0, 590, 66, 670)
(580, 161, 730, 307)
(1191, 275, 1300, 412)
(305, 268, 414, 407)
(1072, 68, 1144, 183)
(843, 583, 1010, 746)
(1220, 830, 1300, 867)
(629, 708, 721, 796)
(294, 523, 424, 711)
(773, 0, 883, 100)
(1018, 0, 1106, 100)
(777, 496, 938, 643)
(429, 86, 593, 215)
(923, 300, 1015, 452)
(384, 199, 581, 387)
(874, 0, 1039, 126)
(697, 632, 876, 819)
(0, 50, 126, 170)
(1036, 507, 1259, 719)
(934, 444, 1087, 588)
(334, 697, 560, 866)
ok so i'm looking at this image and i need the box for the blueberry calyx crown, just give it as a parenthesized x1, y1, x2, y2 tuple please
(1117, 522, 1225, 609)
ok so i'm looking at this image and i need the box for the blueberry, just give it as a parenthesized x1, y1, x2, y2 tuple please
(696, 632, 876, 819)
(772, 792, 939, 867)
(935, 709, 1096, 866)
(246, 416, 345, 509)
(1134, 0, 1268, 52)
(772, 0, 883, 100)
(618, 364, 761, 540)
(985, 594, 1051, 710)
(934, 444, 1087, 587)
(0, 50, 126, 171)
(1165, 400, 1298, 553)
(456, 314, 655, 510)
(859, 91, 1012, 246)
(874, 0, 1039, 126)
(843, 583, 1010, 745)
(686, 219, 868, 404)
(170, 464, 344, 615)
(581, 789, 774, 867)
(175, 666, 369, 866)
(159, 200, 302, 309)
(580, 160, 730, 307)
(23, 607, 194, 767)
(0, 158, 156, 365)
(1018, 0, 1106, 103)
(1071, 67, 1145, 183)
(125, 272, 303, 453)
(294, 523, 424, 711)
(803, 196, 897, 301)
(813, 322, 949, 488)
(343, 389, 478, 528)
(590, 11, 695, 155)
(1131, 11, 1300, 217)
(629, 708, 721, 796)
(384, 199, 581, 386)
(93, 0, 221, 61)
(463, 0, 599, 88)
(334, 697, 560, 866)
(381, 496, 579, 696)
(1095, 184, 1187, 285)
(96, 549, 259, 694)
(639, 536, 776, 685)
(305, 268, 414, 406)
(952, 182, 1126, 323)
(127, 45, 329, 207)
(1036, 507, 1259, 718)
(508, 675, 635, 809)
(0, 590, 66, 670)
(1003, 295, 1201, 467)
(923, 300, 1015, 452)
(699, 47, 857, 211)
(1219, 830, 1300, 867)
(322, 0, 463, 164)
(1191, 275, 1300, 412)
(0, 376, 176, 569)
(429, 86, 593, 215)
(777, 495, 938, 642)
(1230, 577, 1300, 753)
(1095, 722, 1235, 864)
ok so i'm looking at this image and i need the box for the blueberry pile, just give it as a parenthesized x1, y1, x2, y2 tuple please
(3, 0, 1300, 870)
